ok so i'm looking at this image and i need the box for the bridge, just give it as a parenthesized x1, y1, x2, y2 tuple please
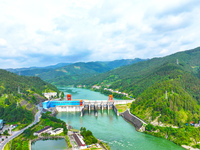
(43, 94, 134, 116)
(45, 99, 134, 116)
(81, 100, 134, 116)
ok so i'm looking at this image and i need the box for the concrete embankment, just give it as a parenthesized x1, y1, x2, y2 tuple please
(120, 110, 144, 131)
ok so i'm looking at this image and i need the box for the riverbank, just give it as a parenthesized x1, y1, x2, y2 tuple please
(89, 87, 132, 100)
(115, 103, 200, 149)
(144, 125, 200, 149)
(67, 126, 110, 150)
(57, 87, 185, 150)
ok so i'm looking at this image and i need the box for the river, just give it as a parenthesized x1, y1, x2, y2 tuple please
(55, 87, 184, 150)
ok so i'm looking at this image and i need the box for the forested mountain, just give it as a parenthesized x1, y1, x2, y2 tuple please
(0, 69, 59, 124)
(7, 58, 146, 86)
(0, 69, 59, 95)
(7, 63, 71, 76)
(79, 47, 200, 125)
(44, 59, 145, 86)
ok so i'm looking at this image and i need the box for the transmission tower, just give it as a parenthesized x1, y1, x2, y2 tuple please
(177, 59, 179, 65)
(165, 91, 168, 99)
(18, 86, 20, 94)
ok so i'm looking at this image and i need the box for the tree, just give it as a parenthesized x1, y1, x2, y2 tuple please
(31, 95, 37, 104)
(3, 130, 9, 135)
(145, 124, 154, 132)
(61, 92, 64, 99)
(4, 98, 10, 105)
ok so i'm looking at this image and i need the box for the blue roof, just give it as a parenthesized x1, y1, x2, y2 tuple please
(0, 119, 3, 123)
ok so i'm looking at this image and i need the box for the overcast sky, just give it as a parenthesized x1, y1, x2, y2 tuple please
(0, 0, 200, 68)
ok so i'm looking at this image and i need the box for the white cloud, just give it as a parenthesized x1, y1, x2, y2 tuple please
(0, 38, 7, 46)
(0, 0, 200, 68)
(160, 49, 169, 54)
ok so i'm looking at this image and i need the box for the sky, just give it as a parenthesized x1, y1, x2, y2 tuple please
(0, 0, 200, 68)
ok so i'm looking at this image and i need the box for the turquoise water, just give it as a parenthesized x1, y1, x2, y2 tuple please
(56, 87, 184, 150)
(58, 87, 119, 100)
(31, 138, 67, 150)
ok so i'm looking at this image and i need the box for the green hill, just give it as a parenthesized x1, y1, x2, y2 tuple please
(6, 63, 71, 76)
(0, 69, 59, 125)
(79, 47, 200, 125)
(44, 59, 146, 86)
(7, 59, 146, 86)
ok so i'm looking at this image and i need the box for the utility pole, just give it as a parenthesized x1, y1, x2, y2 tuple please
(18, 86, 20, 94)
(177, 59, 179, 65)
(165, 91, 168, 99)
(16, 101, 19, 109)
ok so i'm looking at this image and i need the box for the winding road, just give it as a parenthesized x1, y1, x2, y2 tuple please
(0, 106, 42, 150)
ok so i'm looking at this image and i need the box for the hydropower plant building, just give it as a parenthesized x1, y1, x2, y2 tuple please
(43, 94, 84, 111)
(43, 100, 83, 109)
(43, 94, 134, 117)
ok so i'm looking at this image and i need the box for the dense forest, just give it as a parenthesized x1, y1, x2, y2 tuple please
(78, 47, 200, 125)
(145, 124, 200, 148)
(0, 69, 59, 95)
(131, 65, 200, 125)
(0, 69, 59, 124)
(0, 103, 34, 124)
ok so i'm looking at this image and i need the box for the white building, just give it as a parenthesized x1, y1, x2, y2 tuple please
(33, 126, 52, 136)
(48, 128, 63, 135)
(43, 92, 57, 99)
(72, 133, 87, 149)
(92, 85, 101, 89)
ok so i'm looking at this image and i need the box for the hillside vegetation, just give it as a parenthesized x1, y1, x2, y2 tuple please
(7, 59, 146, 86)
(79, 47, 200, 125)
(0, 69, 59, 125)
(6, 63, 71, 76)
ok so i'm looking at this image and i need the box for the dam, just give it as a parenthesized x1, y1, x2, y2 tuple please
(43, 94, 134, 116)
(53, 87, 184, 150)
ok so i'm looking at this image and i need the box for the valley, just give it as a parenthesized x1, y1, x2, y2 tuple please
(1, 47, 200, 150)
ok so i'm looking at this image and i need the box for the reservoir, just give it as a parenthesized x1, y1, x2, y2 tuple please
(56, 87, 184, 150)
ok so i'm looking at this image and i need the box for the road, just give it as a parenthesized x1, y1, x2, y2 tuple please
(0, 106, 42, 150)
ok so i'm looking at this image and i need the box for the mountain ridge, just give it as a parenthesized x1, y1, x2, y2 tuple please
(6, 58, 147, 86)
(77, 47, 200, 126)
(0, 69, 59, 125)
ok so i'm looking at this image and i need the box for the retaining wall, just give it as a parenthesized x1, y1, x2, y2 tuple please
(120, 110, 143, 131)
(113, 105, 119, 116)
